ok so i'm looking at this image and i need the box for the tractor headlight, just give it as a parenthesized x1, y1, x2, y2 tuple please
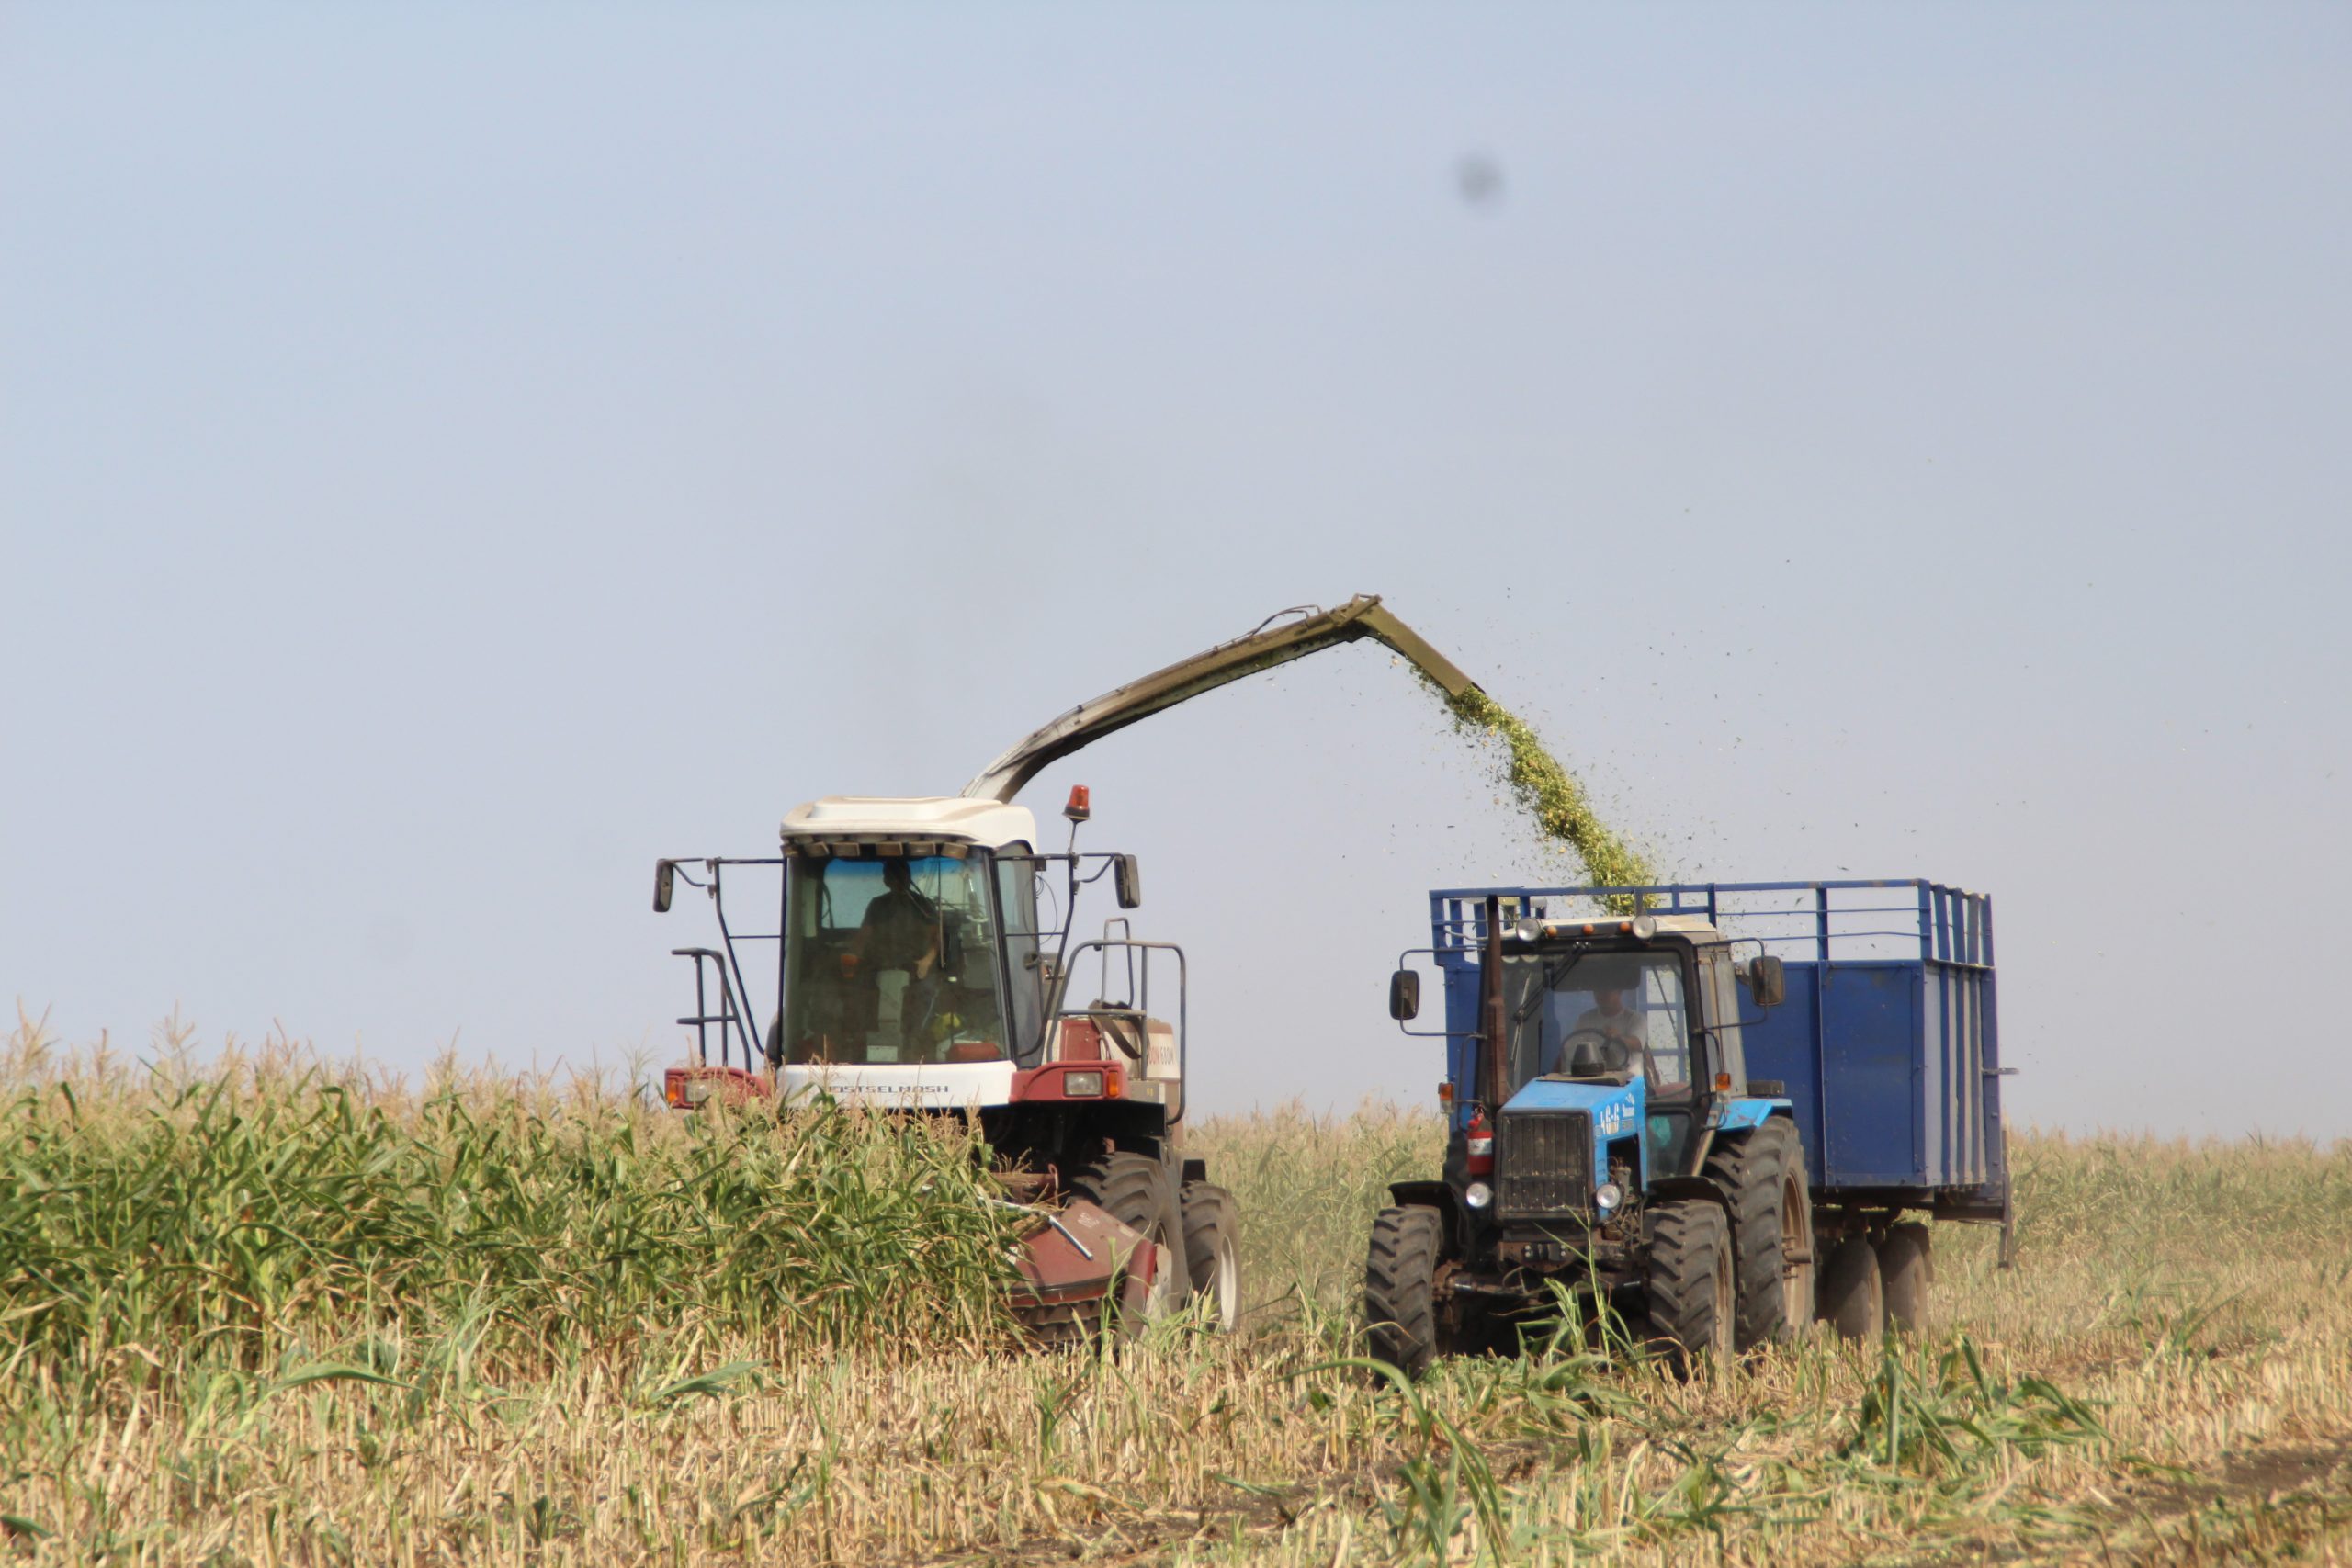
(1464, 1181, 1493, 1211)
(1062, 1069, 1105, 1098)
(1593, 1181, 1623, 1217)
(684, 1080, 712, 1105)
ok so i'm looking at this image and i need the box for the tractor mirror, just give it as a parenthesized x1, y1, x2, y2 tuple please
(1114, 854, 1143, 909)
(653, 859, 676, 913)
(1389, 968, 1421, 1021)
(1745, 955, 1786, 1008)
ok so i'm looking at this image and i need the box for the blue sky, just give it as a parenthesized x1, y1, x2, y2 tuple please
(6, 5, 2347, 1134)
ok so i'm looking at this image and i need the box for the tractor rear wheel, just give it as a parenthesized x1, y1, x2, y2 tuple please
(1645, 1199, 1735, 1372)
(1817, 1235, 1884, 1343)
(1068, 1151, 1188, 1330)
(1703, 1117, 1814, 1350)
(1878, 1222, 1931, 1335)
(1363, 1206, 1447, 1376)
(1181, 1181, 1241, 1331)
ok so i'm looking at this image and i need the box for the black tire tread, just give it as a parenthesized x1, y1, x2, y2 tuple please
(1363, 1206, 1445, 1376)
(1069, 1150, 1186, 1291)
(1879, 1221, 1931, 1335)
(1818, 1235, 1884, 1342)
(1645, 1199, 1730, 1367)
(1702, 1118, 1807, 1350)
(1180, 1182, 1238, 1325)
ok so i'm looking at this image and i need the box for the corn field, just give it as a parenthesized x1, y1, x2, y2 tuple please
(4, 1016, 2349, 1565)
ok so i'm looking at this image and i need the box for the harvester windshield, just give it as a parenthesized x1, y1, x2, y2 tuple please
(1498, 951, 1692, 1097)
(779, 854, 1019, 1066)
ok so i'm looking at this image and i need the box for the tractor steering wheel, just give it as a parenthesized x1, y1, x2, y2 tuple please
(1560, 1028, 1631, 1078)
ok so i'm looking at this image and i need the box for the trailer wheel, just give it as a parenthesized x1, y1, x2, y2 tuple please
(1703, 1117, 1815, 1349)
(1363, 1206, 1447, 1376)
(1181, 1182, 1241, 1332)
(1878, 1222, 1931, 1335)
(1817, 1235, 1884, 1343)
(1069, 1152, 1189, 1328)
(1645, 1199, 1735, 1371)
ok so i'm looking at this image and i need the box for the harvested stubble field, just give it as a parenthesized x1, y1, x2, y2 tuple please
(5, 1021, 2350, 1567)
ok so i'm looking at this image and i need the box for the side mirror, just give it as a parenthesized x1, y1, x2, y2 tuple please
(1745, 955, 1786, 1009)
(653, 859, 676, 913)
(1114, 854, 1142, 909)
(1388, 968, 1421, 1021)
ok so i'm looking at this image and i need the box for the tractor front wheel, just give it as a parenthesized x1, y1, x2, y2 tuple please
(1363, 1206, 1447, 1376)
(1181, 1181, 1241, 1331)
(1645, 1199, 1736, 1372)
(1068, 1151, 1188, 1330)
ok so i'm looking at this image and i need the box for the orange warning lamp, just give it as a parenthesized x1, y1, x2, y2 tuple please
(1063, 784, 1091, 824)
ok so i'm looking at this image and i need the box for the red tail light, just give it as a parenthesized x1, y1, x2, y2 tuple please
(1465, 1111, 1494, 1177)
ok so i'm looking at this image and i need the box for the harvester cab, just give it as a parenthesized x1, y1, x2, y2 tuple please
(650, 593, 1488, 1340)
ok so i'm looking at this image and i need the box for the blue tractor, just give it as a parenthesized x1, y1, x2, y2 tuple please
(1368, 880, 2011, 1371)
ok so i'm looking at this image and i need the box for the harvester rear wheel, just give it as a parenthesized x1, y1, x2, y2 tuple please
(1067, 1151, 1187, 1329)
(1878, 1222, 1931, 1335)
(1363, 1205, 1446, 1377)
(1703, 1118, 1814, 1350)
(1645, 1198, 1735, 1372)
(1817, 1235, 1884, 1343)
(1181, 1182, 1241, 1331)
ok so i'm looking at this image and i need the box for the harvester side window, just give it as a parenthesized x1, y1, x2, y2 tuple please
(996, 858, 1046, 1066)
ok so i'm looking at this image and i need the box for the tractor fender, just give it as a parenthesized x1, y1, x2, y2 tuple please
(1386, 1180, 1468, 1256)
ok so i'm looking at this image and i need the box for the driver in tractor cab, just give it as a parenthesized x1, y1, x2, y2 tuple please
(1572, 987, 1645, 1055)
(849, 857, 943, 1055)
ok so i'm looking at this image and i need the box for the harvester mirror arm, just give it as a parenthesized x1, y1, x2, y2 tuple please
(959, 594, 1483, 803)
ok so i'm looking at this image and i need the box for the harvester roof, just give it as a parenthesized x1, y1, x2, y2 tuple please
(779, 795, 1038, 855)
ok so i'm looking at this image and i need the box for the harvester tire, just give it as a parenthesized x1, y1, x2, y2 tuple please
(1703, 1117, 1815, 1350)
(1645, 1198, 1735, 1372)
(1068, 1151, 1188, 1329)
(1363, 1206, 1445, 1377)
(1181, 1182, 1241, 1332)
(1878, 1222, 1931, 1335)
(1817, 1235, 1884, 1343)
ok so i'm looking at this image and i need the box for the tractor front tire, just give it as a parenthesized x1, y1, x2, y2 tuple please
(1817, 1235, 1885, 1343)
(1181, 1181, 1241, 1331)
(1703, 1117, 1815, 1350)
(1878, 1222, 1931, 1335)
(1069, 1151, 1188, 1329)
(1364, 1206, 1447, 1377)
(1645, 1199, 1736, 1372)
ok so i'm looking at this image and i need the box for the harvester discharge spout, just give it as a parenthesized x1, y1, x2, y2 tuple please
(961, 594, 1482, 804)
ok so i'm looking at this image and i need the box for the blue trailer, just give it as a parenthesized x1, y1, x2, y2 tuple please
(1367, 878, 2011, 1372)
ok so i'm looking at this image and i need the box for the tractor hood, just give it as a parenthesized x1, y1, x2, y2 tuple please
(1501, 1075, 1645, 1145)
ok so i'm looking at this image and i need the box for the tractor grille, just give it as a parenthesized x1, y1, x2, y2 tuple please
(1495, 1111, 1593, 1219)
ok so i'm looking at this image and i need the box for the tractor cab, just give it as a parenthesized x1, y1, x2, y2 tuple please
(1389, 901, 1785, 1248)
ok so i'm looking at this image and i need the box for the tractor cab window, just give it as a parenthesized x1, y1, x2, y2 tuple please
(1498, 950, 1693, 1099)
(780, 853, 1009, 1066)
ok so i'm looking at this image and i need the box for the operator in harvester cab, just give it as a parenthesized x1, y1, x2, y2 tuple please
(849, 858, 943, 1054)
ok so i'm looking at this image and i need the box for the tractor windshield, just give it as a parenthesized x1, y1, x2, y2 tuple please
(1498, 950, 1692, 1099)
(779, 853, 1010, 1066)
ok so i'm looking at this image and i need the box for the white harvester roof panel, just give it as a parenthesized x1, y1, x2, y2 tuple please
(780, 795, 1038, 852)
